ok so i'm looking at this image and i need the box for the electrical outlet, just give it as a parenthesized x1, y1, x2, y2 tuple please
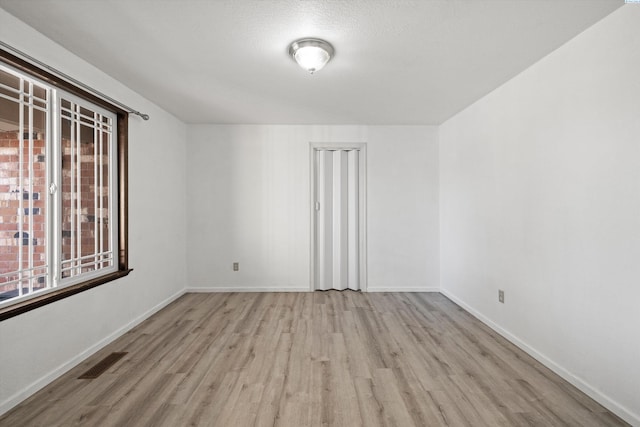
(233, 262, 239, 271)
(498, 290, 504, 303)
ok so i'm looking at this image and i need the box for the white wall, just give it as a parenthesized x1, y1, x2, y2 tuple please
(0, 10, 188, 414)
(439, 5, 640, 425)
(187, 125, 439, 292)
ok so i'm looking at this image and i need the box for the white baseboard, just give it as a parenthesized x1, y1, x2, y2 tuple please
(440, 289, 639, 427)
(0, 289, 186, 417)
(186, 286, 441, 293)
(367, 286, 440, 292)
(185, 286, 311, 293)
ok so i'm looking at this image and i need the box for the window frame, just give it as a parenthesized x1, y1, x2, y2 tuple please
(0, 49, 131, 322)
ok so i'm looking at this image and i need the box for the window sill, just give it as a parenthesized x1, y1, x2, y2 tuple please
(0, 269, 133, 322)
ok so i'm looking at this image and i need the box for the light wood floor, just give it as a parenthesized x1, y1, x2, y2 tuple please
(0, 292, 627, 427)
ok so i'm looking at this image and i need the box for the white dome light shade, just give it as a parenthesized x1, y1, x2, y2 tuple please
(289, 38, 334, 74)
(294, 46, 330, 73)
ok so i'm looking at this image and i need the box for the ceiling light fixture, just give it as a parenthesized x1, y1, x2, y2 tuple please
(288, 38, 334, 74)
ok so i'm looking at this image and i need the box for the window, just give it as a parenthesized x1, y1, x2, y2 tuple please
(0, 51, 130, 321)
(59, 95, 117, 282)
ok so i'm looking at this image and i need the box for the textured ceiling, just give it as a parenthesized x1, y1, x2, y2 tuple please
(0, 0, 622, 125)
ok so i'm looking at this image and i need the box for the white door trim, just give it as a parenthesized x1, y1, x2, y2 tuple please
(309, 142, 367, 292)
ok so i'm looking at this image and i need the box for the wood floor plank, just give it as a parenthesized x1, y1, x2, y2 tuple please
(0, 292, 629, 427)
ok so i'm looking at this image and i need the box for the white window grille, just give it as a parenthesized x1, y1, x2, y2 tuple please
(0, 63, 117, 308)
(58, 94, 117, 286)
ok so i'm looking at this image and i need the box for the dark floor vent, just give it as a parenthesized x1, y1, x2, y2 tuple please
(78, 352, 127, 379)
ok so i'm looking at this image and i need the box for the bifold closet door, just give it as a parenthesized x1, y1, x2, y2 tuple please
(315, 149, 360, 291)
